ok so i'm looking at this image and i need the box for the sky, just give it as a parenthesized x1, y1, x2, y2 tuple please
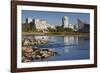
(22, 10, 90, 26)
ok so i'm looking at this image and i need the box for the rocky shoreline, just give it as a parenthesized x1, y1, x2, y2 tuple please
(22, 38, 49, 46)
(22, 46, 58, 62)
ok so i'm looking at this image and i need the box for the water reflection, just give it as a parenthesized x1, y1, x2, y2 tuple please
(64, 36, 78, 45)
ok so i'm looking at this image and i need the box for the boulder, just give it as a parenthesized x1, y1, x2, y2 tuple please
(41, 51, 50, 58)
(22, 39, 31, 46)
(47, 51, 54, 56)
(35, 50, 41, 56)
(23, 47, 33, 58)
(31, 54, 36, 59)
(24, 47, 33, 53)
(35, 55, 41, 59)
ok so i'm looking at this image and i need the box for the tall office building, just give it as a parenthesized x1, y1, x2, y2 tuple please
(62, 16, 69, 28)
(26, 17, 33, 24)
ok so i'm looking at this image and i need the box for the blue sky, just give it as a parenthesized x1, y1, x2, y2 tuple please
(22, 10, 90, 26)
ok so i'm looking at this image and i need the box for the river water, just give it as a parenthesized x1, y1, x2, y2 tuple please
(23, 35, 90, 61)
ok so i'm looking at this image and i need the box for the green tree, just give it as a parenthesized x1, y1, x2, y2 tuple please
(22, 22, 36, 32)
(47, 27, 56, 32)
(64, 28, 73, 32)
(56, 26, 64, 32)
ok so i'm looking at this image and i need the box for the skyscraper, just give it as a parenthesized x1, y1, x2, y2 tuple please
(62, 16, 69, 28)
(26, 17, 33, 24)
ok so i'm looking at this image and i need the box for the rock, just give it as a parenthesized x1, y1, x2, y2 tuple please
(37, 40, 41, 45)
(54, 52, 60, 56)
(41, 56, 45, 59)
(22, 39, 31, 46)
(41, 51, 50, 58)
(31, 51, 35, 55)
(31, 55, 36, 59)
(22, 38, 49, 46)
(43, 51, 48, 54)
(47, 51, 54, 56)
(35, 55, 41, 59)
(24, 52, 30, 58)
(35, 50, 42, 56)
(40, 50, 43, 54)
(24, 47, 33, 53)
(42, 54, 50, 58)
(22, 47, 33, 58)
(22, 47, 27, 51)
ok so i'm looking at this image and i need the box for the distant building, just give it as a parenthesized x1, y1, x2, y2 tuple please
(26, 17, 33, 24)
(69, 24, 74, 29)
(33, 19, 48, 30)
(25, 17, 56, 31)
(47, 24, 56, 29)
(62, 16, 76, 31)
(73, 24, 78, 31)
(62, 16, 69, 28)
(77, 19, 90, 32)
(77, 19, 84, 30)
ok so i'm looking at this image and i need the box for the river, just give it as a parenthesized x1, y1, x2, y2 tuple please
(22, 35, 90, 61)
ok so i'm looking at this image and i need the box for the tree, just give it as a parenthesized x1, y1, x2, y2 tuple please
(56, 26, 64, 32)
(22, 22, 36, 32)
(47, 27, 56, 32)
(64, 28, 73, 32)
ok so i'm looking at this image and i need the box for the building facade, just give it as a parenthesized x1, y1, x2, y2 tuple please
(69, 24, 74, 29)
(62, 16, 69, 28)
(33, 19, 48, 30)
(77, 19, 90, 32)
(25, 17, 56, 31)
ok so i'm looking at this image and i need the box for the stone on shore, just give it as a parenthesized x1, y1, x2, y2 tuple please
(22, 46, 59, 62)
(22, 38, 49, 46)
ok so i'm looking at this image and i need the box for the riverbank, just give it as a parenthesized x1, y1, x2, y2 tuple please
(22, 32, 89, 36)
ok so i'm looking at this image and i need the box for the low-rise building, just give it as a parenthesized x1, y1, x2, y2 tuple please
(69, 24, 74, 29)
(25, 17, 56, 31)
(34, 19, 48, 30)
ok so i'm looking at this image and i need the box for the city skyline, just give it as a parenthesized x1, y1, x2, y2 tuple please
(22, 10, 90, 26)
